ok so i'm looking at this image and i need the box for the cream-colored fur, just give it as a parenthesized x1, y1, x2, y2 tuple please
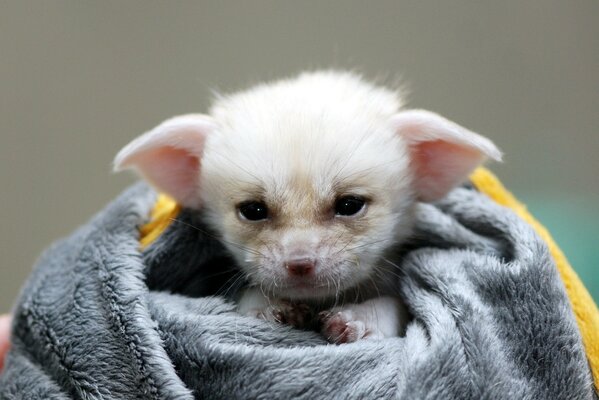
(115, 70, 501, 343)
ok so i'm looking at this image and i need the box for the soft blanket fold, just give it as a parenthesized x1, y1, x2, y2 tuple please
(0, 182, 595, 399)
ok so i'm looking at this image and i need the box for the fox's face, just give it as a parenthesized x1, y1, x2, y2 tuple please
(114, 71, 501, 300)
(199, 99, 414, 299)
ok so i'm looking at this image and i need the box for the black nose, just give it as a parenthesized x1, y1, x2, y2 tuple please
(285, 259, 315, 277)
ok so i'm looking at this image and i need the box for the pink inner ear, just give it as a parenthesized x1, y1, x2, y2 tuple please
(134, 147, 201, 207)
(412, 139, 485, 202)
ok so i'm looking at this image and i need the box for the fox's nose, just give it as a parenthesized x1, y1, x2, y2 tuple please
(285, 258, 316, 277)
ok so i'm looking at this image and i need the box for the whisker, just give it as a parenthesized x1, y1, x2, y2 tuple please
(169, 218, 266, 257)
(332, 277, 341, 309)
(381, 257, 404, 272)
(217, 271, 247, 298)
(330, 133, 371, 183)
(331, 237, 396, 258)
(209, 148, 265, 185)
(373, 258, 406, 284)
(339, 237, 397, 253)
(195, 267, 241, 281)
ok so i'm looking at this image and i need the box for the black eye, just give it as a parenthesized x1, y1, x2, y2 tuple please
(334, 196, 366, 217)
(238, 201, 269, 221)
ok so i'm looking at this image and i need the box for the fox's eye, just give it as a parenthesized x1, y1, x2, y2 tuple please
(238, 201, 269, 221)
(334, 196, 366, 217)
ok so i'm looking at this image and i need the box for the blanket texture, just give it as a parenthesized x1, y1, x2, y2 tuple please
(0, 182, 595, 399)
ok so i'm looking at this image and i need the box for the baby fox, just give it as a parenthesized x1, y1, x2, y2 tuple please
(115, 71, 501, 343)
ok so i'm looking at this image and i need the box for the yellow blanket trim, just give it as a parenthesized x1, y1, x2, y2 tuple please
(139, 169, 599, 389)
(139, 194, 181, 250)
(470, 167, 599, 390)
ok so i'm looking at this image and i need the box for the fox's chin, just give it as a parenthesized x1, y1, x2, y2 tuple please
(275, 284, 336, 301)
(267, 275, 363, 301)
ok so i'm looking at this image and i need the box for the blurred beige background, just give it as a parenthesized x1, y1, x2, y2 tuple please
(1, 1, 597, 311)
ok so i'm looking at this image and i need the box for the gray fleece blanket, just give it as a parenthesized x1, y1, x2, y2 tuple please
(0, 182, 595, 399)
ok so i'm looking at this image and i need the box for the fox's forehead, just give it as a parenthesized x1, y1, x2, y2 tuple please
(201, 71, 409, 202)
(210, 71, 402, 129)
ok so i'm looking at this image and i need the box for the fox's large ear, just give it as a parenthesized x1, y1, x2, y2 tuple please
(114, 114, 215, 208)
(392, 110, 502, 202)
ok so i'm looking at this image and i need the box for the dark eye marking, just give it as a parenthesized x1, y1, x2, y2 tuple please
(334, 195, 366, 217)
(237, 200, 269, 221)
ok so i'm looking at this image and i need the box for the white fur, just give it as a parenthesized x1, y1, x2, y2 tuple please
(115, 70, 501, 343)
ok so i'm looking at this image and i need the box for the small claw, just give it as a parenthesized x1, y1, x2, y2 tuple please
(321, 311, 368, 344)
